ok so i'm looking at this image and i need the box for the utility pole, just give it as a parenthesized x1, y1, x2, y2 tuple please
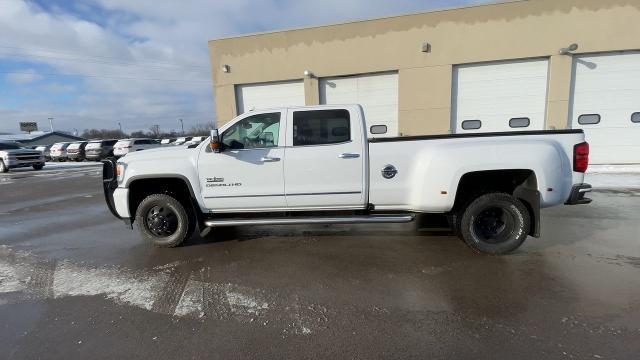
(118, 122, 123, 138)
(48, 117, 54, 132)
(179, 118, 184, 135)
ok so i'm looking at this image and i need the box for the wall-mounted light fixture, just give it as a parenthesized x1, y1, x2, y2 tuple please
(221, 64, 231, 73)
(421, 42, 431, 53)
(559, 43, 578, 55)
(303, 69, 314, 78)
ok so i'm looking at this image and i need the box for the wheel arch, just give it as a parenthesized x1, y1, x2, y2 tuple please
(452, 169, 540, 237)
(126, 175, 204, 229)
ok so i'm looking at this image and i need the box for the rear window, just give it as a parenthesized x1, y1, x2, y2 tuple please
(86, 142, 102, 149)
(68, 143, 82, 149)
(292, 109, 351, 146)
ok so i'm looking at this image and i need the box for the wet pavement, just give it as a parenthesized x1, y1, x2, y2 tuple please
(0, 165, 639, 359)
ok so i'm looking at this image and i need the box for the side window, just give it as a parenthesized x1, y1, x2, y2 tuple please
(461, 120, 481, 130)
(222, 112, 281, 150)
(578, 114, 600, 125)
(293, 109, 350, 146)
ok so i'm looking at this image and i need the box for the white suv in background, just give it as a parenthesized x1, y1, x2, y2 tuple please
(113, 138, 160, 158)
(184, 136, 207, 146)
(173, 136, 192, 146)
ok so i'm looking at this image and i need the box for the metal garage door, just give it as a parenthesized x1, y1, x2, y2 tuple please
(236, 80, 305, 114)
(570, 52, 640, 164)
(452, 59, 549, 133)
(320, 72, 398, 137)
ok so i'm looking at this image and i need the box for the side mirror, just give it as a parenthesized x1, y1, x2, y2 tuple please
(210, 129, 221, 152)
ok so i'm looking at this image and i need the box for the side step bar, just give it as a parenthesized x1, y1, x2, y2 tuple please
(204, 215, 415, 228)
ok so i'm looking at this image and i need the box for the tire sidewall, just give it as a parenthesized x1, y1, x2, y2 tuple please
(460, 193, 529, 255)
(135, 194, 190, 247)
(0, 160, 7, 173)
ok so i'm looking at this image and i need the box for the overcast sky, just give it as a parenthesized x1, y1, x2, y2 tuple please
(0, 0, 489, 134)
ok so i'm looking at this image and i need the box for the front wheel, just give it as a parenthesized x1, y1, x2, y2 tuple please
(458, 193, 530, 255)
(33, 163, 44, 170)
(0, 160, 8, 173)
(135, 194, 193, 247)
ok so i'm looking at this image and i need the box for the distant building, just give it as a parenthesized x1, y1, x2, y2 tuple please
(0, 131, 85, 146)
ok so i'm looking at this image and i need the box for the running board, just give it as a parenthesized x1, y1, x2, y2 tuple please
(204, 215, 414, 228)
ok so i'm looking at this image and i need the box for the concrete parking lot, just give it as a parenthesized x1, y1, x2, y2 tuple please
(0, 165, 639, 359)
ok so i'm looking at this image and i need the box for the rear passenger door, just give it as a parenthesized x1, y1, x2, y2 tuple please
(283, 108, 366, 209)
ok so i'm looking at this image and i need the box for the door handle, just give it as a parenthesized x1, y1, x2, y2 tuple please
(260, 156, 280, 162)
(338, 153, 360, 159)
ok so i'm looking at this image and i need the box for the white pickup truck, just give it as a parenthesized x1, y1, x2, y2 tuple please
(102, 105, 592, 254)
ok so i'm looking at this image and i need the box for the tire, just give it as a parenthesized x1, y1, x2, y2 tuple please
(135, 194, 194, 248)
(0, 160, 8, 173)
(32, 163, 44, 170)
(458, 193, 530, 255)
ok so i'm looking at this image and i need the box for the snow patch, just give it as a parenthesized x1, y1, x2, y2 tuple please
(174, 278, 205, 318)
(52, 261, 167, 310)
(0, 261, 28, 293)
(226, 288, 269, 315)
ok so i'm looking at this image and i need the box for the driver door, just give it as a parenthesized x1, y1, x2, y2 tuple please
(198, 111, 287, 211)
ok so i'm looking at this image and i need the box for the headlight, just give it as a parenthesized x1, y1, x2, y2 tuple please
(116, 162, 127, 183)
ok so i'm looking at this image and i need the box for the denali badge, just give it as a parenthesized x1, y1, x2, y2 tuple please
(206, 177, 224, 183)
(381, 165, 397, 179)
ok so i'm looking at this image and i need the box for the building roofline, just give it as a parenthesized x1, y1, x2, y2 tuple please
(208, 0, 525, 42)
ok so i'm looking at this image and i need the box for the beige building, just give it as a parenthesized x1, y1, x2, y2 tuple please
(208, 0, 640, 164)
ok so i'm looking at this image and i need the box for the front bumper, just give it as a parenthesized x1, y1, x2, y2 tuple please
(5, 159, 44, 168)
(565, 183, 592, 205)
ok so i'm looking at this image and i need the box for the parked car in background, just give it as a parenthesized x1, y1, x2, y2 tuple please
(173, 136, 193, 146)
(160, 138, 177, 145)
(67, 141, 88, 162)
(50, 142, 71, 161)
(35, 145, 52, 161)
(113, 138, 160, 158)
(0, 141, 45, 172)
(184, 136, 207, 146)
(85, 139, 118, 161)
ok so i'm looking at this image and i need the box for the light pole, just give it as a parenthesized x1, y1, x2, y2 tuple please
(179, 118, 184, 135)
(118, 122, 123, 138)
(48, 117, 54, 132)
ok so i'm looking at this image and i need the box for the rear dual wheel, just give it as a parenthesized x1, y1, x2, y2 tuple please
(457, 193, 530, 255)
(135, 194, 194, 247)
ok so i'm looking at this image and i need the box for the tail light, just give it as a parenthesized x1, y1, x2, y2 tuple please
(573, 142, 589, 173)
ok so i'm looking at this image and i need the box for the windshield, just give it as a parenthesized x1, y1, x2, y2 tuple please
(85, 141, 102, 149)
(0, 142, 21, 150)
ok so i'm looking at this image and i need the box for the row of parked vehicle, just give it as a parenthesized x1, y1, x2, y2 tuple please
(39, 136, 209, 162)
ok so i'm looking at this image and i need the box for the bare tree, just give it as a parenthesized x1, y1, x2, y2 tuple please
(186, 123, 214, 136)
(81, 128, 128, 139)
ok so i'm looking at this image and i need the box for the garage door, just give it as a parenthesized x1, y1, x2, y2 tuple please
(236, 80, 305, 114)
(570, 52, 640, 164)
(452, 59, 549, 133)
(320, 72, 398, 137)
